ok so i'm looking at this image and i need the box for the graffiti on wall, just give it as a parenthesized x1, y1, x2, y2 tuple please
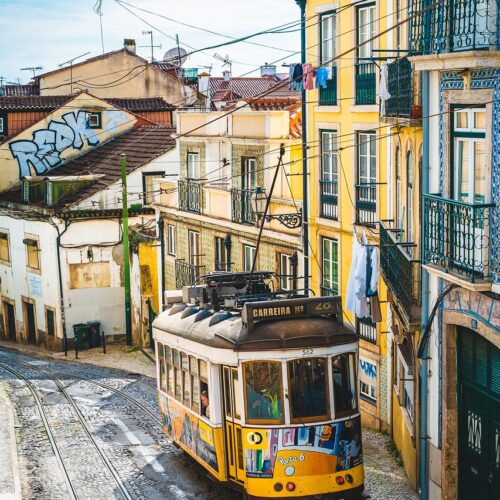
(9, 110, 129, 178)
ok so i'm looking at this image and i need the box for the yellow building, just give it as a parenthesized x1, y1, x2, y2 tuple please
(157, 96, 304, 298)
(303, 0, 391, 430)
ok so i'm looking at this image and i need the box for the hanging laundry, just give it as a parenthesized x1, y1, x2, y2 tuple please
(315, 66, 328, 89)
(303, 64, 315, 90)
(366, 246, 381, 322)
(346, 236, 370, 318)
(288, 64, 295, 90)
(326, 66, 333, 80)
(291, 63, 303, 91)
(379, 64, 391, 115)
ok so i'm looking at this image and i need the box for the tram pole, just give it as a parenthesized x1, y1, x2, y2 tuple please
(121, 154, 132, 347)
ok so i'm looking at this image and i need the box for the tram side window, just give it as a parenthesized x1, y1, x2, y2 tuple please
(199, 360, 210, 419)
(332, 353, 357, 417)
(166, 347, 174, 394)
(190, 356, 200, 414)
(157, 343, 166, 390)
(244, 361, 283, 423)
(288, 357, 329, 421)
(173, 349, 182, 400)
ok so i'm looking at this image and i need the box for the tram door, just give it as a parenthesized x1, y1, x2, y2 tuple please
(222, 366, 245, 483)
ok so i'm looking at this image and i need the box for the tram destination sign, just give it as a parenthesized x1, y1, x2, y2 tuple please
(242, 296, 342, 332)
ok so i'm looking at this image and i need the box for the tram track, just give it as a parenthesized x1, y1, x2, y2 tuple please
(0, 361, 133, 500)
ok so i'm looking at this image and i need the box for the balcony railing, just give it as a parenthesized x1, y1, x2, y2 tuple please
(357, 317, 377, 343)
(321, 285, 338, 297)
(409, 0, 498, 55)
(320, 180, 338, 220)
(380, 221, 421, 323)
(319, 66, 337, 106)
(355, 184, 377, 227)
(214, 261, 231, 272)
(423, 194, 495, 282)
(355, 62, 376, 105)
(178, 180, 202, 213)
(382, 57, 418, 119)
(231, 188, 256, 225)
(175, 259, 205, 289)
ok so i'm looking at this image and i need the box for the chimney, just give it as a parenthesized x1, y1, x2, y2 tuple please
(260, 64, 276, 77)
(198, 73, 211, 111)
(223, 70, 231, 81)
(124, 39, 136, 54)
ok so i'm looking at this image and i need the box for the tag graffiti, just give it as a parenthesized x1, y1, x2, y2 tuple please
(277, 453, 305, 466)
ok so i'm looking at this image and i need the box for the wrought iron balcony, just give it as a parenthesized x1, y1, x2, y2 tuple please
(231, 188, 256, 225)
(355, 184, 377, 227)
(320, 180, 338, 220)
(423, 194, 495, 282)
(355, 62, 376, 105)
(382, 57, 421, 120)
(319, 66, 337, 106)
(380, 221, 421, 325)
(178, 180, 202, 213)
(357, 317, 377, 343)
(409, 0, 499, 55)
(175, 259, 204, 289)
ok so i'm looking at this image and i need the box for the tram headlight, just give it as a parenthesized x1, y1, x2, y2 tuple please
(273, 482, 283, 492)
(286, 482, 296, 492)
(345, 474, 353, 483)
(335, 476, 345, 485)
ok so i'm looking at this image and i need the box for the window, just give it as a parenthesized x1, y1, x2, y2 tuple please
(395, 146, 402, 229)
(320, 12, 336, 64)
(332, 353, 357, 416)
(406, 150, 414, 244)
(320, 131, 339, 218)
(357, 4, 376, 59)
(288, 358, 329, 422)
(243, 244, 256, 272)
(0, 232, 10, 263)
(24, 237, 40, 271)
(187, 152, 200, 179)
(87, 112, 102, 129)
(188, 230, 200, 267)
(244, 361, 283, 423)
(45, 308, 55, 337)
(142, 172, 164, 205)
(215, 236, 229, 271)
(321, 237, 338, 295)
(167, 225, 176, 256)
(359, 358, 377, 404)
(278, 253, 292, 290)
(242, 157, 257, 190)
(358, 132, 376, 186)
(452, 107, 487, 204)
(0, 117, 4, 134)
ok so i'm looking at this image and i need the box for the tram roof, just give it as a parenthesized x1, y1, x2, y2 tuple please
(153, 296, 357, 351)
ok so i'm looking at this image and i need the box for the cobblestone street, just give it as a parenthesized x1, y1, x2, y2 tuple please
(0, 348, 418, 499)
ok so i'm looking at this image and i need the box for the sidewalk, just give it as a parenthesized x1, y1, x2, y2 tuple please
(0, 340, 157, 379)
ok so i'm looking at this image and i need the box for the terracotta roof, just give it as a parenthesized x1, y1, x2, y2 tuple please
(0, 126, 176, 209)
(0, 95, 175, 112)
(245, 97, 301, 111)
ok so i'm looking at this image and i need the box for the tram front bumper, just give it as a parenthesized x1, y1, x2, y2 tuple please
(245, 484, 366, 500)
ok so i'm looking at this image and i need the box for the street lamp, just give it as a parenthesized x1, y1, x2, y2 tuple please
(252, 186, 302, 229)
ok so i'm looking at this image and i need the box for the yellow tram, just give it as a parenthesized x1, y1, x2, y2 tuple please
(153, 272, 365, 499)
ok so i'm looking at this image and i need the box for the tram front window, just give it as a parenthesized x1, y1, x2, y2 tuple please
(244, 361, 283, 423)
(332, 353, 357, 416)
(288, 358, 329, 421)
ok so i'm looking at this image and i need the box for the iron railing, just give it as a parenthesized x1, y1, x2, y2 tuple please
(320, 180, 339, 220)
(175, 259, 205, 289)
(355, 184, 377, 227)
(383, 57, 415, 118)
(357, 317, 377, 343)
(320, 285, 338, 297)
(380, 221, 421, 322)
(178, 180, 202, 213)
(423, 194, 495, 282)
(231, 188, 256, 224)
(409, 0, 499, 54)
(214, 261, 231, 272)
(319, 66, 338, 106)
(355, 62, 376, 105)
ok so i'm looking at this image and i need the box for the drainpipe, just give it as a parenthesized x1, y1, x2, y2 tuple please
(295, 0, 309, 295)
(56, 219, 71, 356)
(419, 68, 430, 500)
(157, 216, 165, 310)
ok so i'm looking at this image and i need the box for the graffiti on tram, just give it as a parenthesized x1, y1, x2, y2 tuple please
(245, 417, 362, 478)
(159, 393, 219, 472)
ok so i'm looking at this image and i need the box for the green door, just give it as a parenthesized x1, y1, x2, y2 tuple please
(458, 327, 500, 500)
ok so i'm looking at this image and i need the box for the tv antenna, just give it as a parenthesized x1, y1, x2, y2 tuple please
(20, 66, 43, 79)
(214, 53, 232, 76)
(140, 30, 162, 63)
(59, 51, 91, 93)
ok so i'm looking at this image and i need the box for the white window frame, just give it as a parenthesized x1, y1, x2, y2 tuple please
(242, 157, 257, 190)
(0, 117, 4, 134)
(215, 236, 228, 271)
(357, 3, 376, 59)
(167, 224, 176, 256)
(406, 150, 414, 244)
(188, 230, 200, 267)
(87, 112, 102, 129)
(321, 131, 338, 184)
(320, 12, 336, 64)
(278, 253, 292, 290)
(187, 152, 200, 180)
(243, 244, 256, 272)
(357, 131, 376, 186)
(321, 237, 338, 294)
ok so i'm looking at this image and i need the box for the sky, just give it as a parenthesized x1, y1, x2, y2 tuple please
(0, 0, 302, 85)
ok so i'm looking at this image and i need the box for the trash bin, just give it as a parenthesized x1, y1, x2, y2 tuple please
(73, 323, 90, 351)
(87, 321, 101, 348)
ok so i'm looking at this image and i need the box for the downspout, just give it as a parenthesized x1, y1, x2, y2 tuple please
(296, 0, 309, 294)
(56, 219, 71, 356)
(419, 68, 430, 500)
(157, 216, 165, 310)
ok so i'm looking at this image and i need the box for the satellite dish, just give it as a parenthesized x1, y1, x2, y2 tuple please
(163, 47, 188, 67)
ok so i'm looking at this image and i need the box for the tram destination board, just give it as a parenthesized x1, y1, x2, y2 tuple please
(242, 296, 342, 332)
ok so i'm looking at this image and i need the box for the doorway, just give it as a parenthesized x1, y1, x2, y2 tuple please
(3, 302, 16, 341)
(23, 301, 37, 345)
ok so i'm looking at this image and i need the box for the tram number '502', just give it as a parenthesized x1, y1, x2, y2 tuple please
(302, 349, 314, 356)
